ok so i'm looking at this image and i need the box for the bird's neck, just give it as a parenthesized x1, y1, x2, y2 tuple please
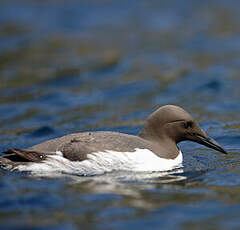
(154, 137, 180, 159)
(139, 128, 180, 159)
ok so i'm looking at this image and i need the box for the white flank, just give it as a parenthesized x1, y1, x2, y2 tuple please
(15, 148, 183, 176)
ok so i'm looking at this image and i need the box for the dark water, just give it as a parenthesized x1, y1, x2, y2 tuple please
(0, 0, 240, 229)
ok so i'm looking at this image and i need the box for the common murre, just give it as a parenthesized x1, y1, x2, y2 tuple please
(0, 105, 227, 175)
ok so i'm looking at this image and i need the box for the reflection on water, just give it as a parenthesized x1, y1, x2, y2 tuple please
(0, 0, 240, 229)
(44, 168, 188, 185)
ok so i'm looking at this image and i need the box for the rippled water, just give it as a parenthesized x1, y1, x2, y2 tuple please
(0, 0, 240, 229)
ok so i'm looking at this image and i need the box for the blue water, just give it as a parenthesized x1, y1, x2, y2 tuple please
(0, 0, 240, 229)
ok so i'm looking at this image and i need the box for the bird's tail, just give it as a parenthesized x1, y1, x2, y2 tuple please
(0, 149, 55, 169)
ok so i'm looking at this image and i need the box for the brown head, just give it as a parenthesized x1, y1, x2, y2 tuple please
(139, 105, 227, 154)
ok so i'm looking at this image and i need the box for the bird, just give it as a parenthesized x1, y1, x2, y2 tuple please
(0, 105, 227, 175)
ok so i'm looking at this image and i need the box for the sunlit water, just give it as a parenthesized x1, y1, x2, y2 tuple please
(0, 0, 240, 229)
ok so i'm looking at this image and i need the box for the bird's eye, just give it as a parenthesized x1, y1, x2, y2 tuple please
(184, 121, 193, 129)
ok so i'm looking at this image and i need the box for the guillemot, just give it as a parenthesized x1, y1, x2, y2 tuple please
(0, 105, 227, 175)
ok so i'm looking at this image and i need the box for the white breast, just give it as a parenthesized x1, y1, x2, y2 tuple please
(15, 148, 183, 176)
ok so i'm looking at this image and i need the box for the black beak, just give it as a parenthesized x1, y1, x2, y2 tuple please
(194, 134, 228, 154)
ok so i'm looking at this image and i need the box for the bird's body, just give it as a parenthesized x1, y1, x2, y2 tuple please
(0, 105, 227, 175)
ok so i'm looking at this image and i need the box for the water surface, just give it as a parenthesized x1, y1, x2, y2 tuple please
(0, 0, 240, 229)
